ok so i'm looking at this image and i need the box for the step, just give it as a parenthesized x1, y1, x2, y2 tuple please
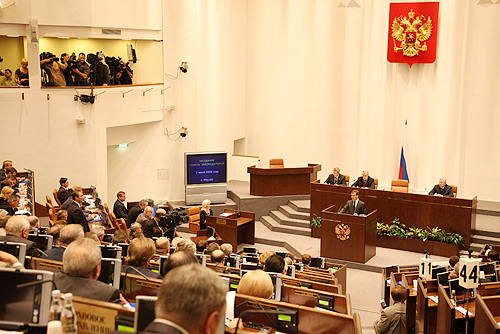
(288, 200, 310, 213)
(269, 210, 311, 229)
(278, 205, 310, 221)
(468, 242, 485, 253)
(260, 215, 311, 236)
(473, 230, 500, 239)
(471, 234, 500, 246)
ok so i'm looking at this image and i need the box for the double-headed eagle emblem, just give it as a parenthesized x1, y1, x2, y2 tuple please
(392, 9, 433, 57)
(335, 223, 351, 241)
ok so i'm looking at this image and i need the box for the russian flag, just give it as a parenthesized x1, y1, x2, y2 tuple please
(399, 120, 409, 181)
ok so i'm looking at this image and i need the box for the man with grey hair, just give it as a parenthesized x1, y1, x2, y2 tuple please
(325, 167, 347, 186)
(0, 160, 12, 182)
(143, 208, 166, 239)
(130, 222, 142, 234)
(135, 205, 154, 226)
(352, 171, 376, 189)
(45, 224, 84, 262)
(0, 194, 20, 216)
(145, 264, 227, 333)
(54, 238, 121, 303)
(220, 243, 233, 257)
(155, 237, 170, 255)
(126, 199, 148, 228)
(175, 239, 196, 254)
(428, 178, 454, 197)
(0, 215, 37, 256)
(91, 223, 105, 242)
(28, 216, 40, 230)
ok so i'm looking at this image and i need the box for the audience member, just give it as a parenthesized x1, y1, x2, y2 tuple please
(126, 199, 147, 228)
(56, 209, 68, 221)
(428, 178, 454, 197)
(132, 231, 145, 239)
(286, 252, 295, 262)
(449, 255, 459, 269)
(54, 238, 121, 303)
(339, 189, 367, 215)
(47, 224, 64, 244)
(196, 239, 208, 253)
(113, 229, 130, 244)
(324, 167, 347, 186)
(0, 250, 24, 269)
(67, 191, 90, 232)
(28, 216, 40, 230)
(85, 232, 100, 244)
(0, 69, 17, 86)
(15, 59, 29, 86)
(301, 253, 312, 266)
(175, 239, 196, 254)
(60, 184, 85, 210)
(155, 237, 170, 255)
(57, 177, 71, 204)
(1, 177, 17, 195)
(374, 285, 406, 334)
(146, 264, 226, 333)
(488, 250, 499, 264)
(259, 251, 274, 266)
(0, 186, 14, 206)
(206, 242, 220, 256)
(91, 224, 105, 242)
(237, 269, 274, 299)
(0, 213, 11, 236)
(284, 257, 293, 266)
(162, 250, 199, 276)
(352, 171, 376, 189)
(0, 161, 12, 182)
(0, 216, 38, 256)
(211, 249, 225, 265)
(264, 254, 286, 275)
(199, 199, 213, 230)
(113, 191, 128, 219)
(171, 236, 182, 248)
(0, 194, 20, 216)
(136, 205, 153, 226)
(220, 243, 233, 256)
(45, 224, 84, 262)
(143, 208, 166, 238)
(130, 223, 142, 235)
(122, 237, 161, 279)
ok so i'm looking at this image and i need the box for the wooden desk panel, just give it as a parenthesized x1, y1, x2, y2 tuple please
(206, 209, 255, 250)
(310, 182, 477, 247)
(475, 295, 500, 334)
(247, 163, 321, 196)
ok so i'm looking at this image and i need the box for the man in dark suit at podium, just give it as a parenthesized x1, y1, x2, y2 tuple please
(352, 171, 375, 189)
(339, 190, 367, 215)
(324, 167, 347, 186)
(428, 178, 454, 197)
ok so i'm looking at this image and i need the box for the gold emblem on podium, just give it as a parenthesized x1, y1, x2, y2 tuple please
(335, 223, 351, 241)
(391, 9, 433, 57)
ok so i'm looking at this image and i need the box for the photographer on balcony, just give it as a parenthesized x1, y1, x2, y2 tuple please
(115, 61, 133, 85)
(40, 53, 66, 86)
(89, 53, 110, 86)
(60, 53, 73, 86)
(72, 53, 90, 86)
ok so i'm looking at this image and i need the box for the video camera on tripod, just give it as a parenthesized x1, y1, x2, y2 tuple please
(157, 207, 185, 240)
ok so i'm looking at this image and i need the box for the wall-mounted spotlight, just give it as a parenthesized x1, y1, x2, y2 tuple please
(179, 61, 188, 73)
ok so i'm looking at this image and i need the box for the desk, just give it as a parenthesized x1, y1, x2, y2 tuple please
(310, 181, 477, 247)
(475, 295, 500, 333)
(247, 163, 321, 196)
(206, 209, 255, 250)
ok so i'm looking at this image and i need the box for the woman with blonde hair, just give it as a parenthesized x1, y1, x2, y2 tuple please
(0, 187, 14, 205)
(15, 59, 29, 86)
(199, 199, 213, 230)
(122, 237, 161, 279)
(237, 270, 274, 299)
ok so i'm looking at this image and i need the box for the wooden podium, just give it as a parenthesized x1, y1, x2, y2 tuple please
(205, 209, 255, 250)
(320, 205, 377, 263)
(247, 163, 321, 196)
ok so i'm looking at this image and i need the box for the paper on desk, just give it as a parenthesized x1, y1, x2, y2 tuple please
(455, 306, 473, 316)
(15, 209, 29, 215)
(225, 291, 236, 322)
(429, 296, 439, 303)
(220, 213, 232, 217)
(413, 287, 418, 292)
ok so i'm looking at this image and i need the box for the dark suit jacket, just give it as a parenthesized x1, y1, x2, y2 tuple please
(428, 184, 454, 197)
(121, 264, 162, 279)
(0, 234, 38, 257)
(142, 320, 187, 334)
(113, 200, 128, 219)
(352, 176, 375, 189)
(45, 246, 66, 262)
(143, 218, 159, 239)
(373, 302, 406, 334)
(126, 205, 143, 228)
(67, 201, 90, 232)
(325, 173, 347, 186)
(0, 201, 15, 216)
(57, 186, 71, 204)
(339, 199, 367, 215)
(54, 272, 121, 303)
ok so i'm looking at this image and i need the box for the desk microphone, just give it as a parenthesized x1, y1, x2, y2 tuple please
(121, 266, 151, 298)
(17, 279, 57, 290)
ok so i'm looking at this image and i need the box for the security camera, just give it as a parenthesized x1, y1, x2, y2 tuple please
(180, 127, 188, 137)
(179, 61, 188, 73)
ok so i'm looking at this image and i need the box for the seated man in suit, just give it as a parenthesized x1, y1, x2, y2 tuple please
(67, 190, 90, 233)
(0, 160, 12, 182)
(54, 238, 122, 303)
(126, 199, 147, 228)
(211, 249, 226, 265)
(428, 178, 454, 197)
(162, 250, 199, 276)
(60, 184, 90, 211)
(352, 171, 376, 189)
(57, 177, 71, 204)
(121, 237, 162, 279)
(136, 205, 154, 226)
(143, 208, 166, 239)
(113, 191, 128, 219)
(45, 224, 84, 262)
(144, 264, 227, 333)
(0, 216, 39, 257)
(0, 194, 20, 216)
(324, 167, 347, 186)
(264, 254, 287, 275)
(374, 285, 406, 334)
(339, 189, 367, 215)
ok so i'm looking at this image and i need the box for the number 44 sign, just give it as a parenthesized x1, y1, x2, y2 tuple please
(458, 257, 481, 289)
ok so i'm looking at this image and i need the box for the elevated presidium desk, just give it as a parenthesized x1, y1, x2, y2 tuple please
(310, 181, 477, 249)
(247, 163, 321, 196)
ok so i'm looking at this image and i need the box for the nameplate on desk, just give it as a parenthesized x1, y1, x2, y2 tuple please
(73, 301, 118, 334)
(295, 289, 318, 298)
(137, 280, 161, 288)
(216, 218, 227, 225)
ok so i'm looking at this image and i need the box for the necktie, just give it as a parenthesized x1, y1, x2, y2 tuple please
(335, 177, 338, 183)
(353, 200, 357, 212)
(363, 180, 367, 187)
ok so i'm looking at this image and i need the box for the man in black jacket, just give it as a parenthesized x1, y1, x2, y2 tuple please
(428, 178, 454, 197)
(67, 191, 90, 232)
(57, 177, 71, 204)
(352, 171, 376, 189)
(126, 199, 147, 228)
(324, 167, 347, 186)
(113, 191, 128, 219)
(339, 189, 367, 215)
(0, 216, 38, 257)
(0, 194, 19, 216)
